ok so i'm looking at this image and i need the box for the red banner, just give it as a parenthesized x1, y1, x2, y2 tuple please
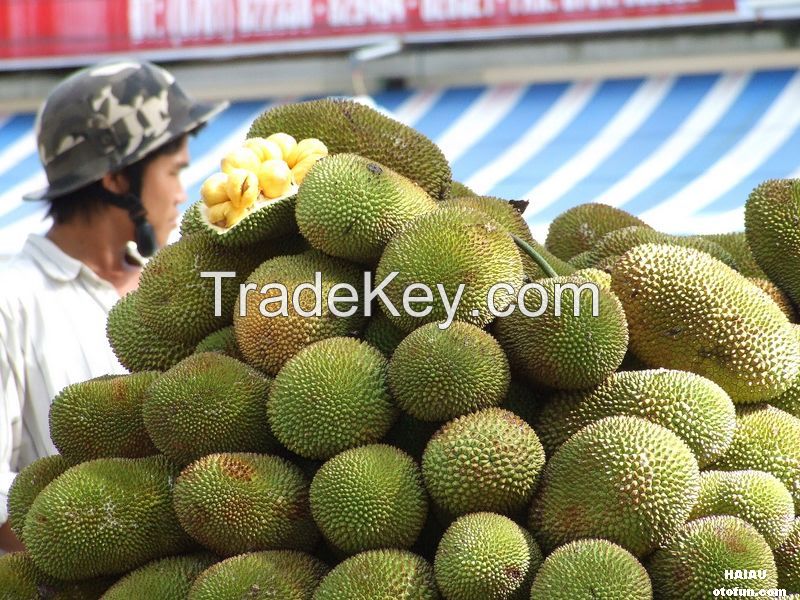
(0, 0, 740, 64)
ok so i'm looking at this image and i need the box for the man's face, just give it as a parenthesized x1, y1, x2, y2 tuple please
(140, 136, 190, 248)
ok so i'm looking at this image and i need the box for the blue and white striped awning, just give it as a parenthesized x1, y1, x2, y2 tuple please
(1, 67, 799, 257)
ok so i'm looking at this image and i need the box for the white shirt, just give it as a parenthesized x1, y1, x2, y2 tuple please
(0, 234, 128, 525)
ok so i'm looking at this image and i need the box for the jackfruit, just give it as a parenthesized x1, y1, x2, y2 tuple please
(421, 408, 545, 518)
(712, 404, 800, 512)
(701, 231, 767, 279)
(750, 277, 797, 322)
(529, 539, 652, 599)
(49, 371, 159, 464)
(0, 552, 112, 600)
(374, 205, 524, 333)
(387, 321, 510, 422)
(433, 512, 542, 600)
(533, 369, 736, 467)
(101, 553, 218, 600)
(173, 452, 317, 556)
(545, 202, 650, 261)
(688, 470, 794, 549)
(745, 178, 800, 307)
(361, 311, 405, 357)
(295, 153, 437, 264)
(23, 456, 189, 581)
(142, 352, 275, 466)
(448, 180, 478, 198)
(193, 325, 242, 360)
(567, 250, 593, 269)
(309, 444, 427, 555)
(493, 273, 628, 390)
(247, 98, 452, 201)
(233, 250, 365, 376)
(531, 415, 700, 557)
(610, 243, 800, 403)
(646, 515, 778, 596)
(775, 518, 800, 592)
(7, 455, 69, 544)
(267, 337, 396, 460)
(313, 549, 440, 600)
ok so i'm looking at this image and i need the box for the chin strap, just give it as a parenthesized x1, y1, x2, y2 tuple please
(101, 191, 157, 258)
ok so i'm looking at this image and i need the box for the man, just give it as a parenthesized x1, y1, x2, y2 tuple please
(0, 59, 227, 551)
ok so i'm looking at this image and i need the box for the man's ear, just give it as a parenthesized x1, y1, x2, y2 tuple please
(101, 171, 129, 195)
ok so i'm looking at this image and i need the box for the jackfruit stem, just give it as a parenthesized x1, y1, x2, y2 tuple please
(511, 234, 558, 278)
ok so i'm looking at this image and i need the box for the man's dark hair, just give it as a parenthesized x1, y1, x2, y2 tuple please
(45, 133, 190, 225)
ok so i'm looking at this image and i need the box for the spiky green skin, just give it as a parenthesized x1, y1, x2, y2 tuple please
(188, 551, 328, 600)
(107, 290, 196, 372)
(701, 231, 767, 279)
(434, 512, 542, 600)
(314, 549, 440, 600)
(776, 518, 800, 591)
(135, 233, 266, 346)
(388, 321, 510, 422)
(101, 553, 218, 599)
(296, 153, 437, 264)
(689, 470, 795, 549)
(193, 325, 243, 360)
(545, 202, 650, 261)
(375, 206, 524, 333)
(142, 352, 275, 466)
(7, 455, 70, 543)
(529, 539, 652, 599)
(646, 516, 778, 596)
(23, 456, 189, 581)
(180, 192, 298, 246)
(0, 552, 113, 600)
(267, 337, 395, 460)
(610, 243, 800, 404)
(531, 416, 700, 557)
(770, 326, 800, 419)
(746, 179, 800, 307)
(493, 274, 628, 390)
(362, 312, 406, 357)
(49, 372, 159, 465)
(247, 98, 452, 201)
(309, 444, 427, 555)
(712, 404, 800, 512)
(422, 408, 545, 518)
(568, 250, 594, 269)
(233, 250, 366, 376)
(533, 369, 736, 467)
(750, 277, 797, 322)
(448, 181, 478, 198)
(173, 452, 318, 557)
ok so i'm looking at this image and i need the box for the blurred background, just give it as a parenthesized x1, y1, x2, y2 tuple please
(0, 0, 798, 258)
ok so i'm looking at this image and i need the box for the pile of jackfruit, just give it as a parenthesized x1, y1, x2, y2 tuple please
(3, 98, 800, 599)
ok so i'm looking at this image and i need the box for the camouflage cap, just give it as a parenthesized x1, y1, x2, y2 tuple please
(24, 59, 229, 201)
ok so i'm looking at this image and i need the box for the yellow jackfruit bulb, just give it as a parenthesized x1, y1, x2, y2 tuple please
(244, 137, 284, 163)
(200, 172, 230, 206)
(287, 138, 328, 169)
(206, 201, 231, 225)
(265, 133, 298, 164)
(257, 159, 294, 199)
(220, 146, 260, 175)
(226, 168, 260, 210)
(226, 205, 250, 229)
(291, 154, 326, 185)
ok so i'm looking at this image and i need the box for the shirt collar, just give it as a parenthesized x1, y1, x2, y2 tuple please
(22, 233, 83, 282)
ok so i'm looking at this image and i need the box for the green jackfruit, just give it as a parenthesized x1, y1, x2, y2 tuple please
(7, 455, 69, 544)
(745, 178, 800, 307)
(23, 456, 189, 581)
(712, 404, 800, 512)
(533, 369, 736, 467)
(0, 552, 112, 600)
(531, 415, 700, 557)
(173, 452, 317, 557)
(750, 277, 797, 322)
(529, 539, 652, 600)
(770, 326, 800, 419)
(233, 250, 365, 376)
(374, 205, 524, 333)
(434, 512, 542, 600)
(701, 231, 767, 279)
(142, 352, 275, 466)
(296, 153, 437, 264)
(610, 243, 800, 403)
(688, 470, 795, 549)
(646, 515, 778, 596)
(267, 337, 396, 460)
(776, 518, 800, 592)
(313, 549, 440, 600)
(545, 202, 650, 261)
(421, 408, 545, 518)
(193, 326, 243, 360)
(49, 372, 159, 464)
(309, 444, 427, 555)
(388, 321, 510, 422)
(247, 98, 452, 201)
(101, 553, 218, 600)
(448, 180, 478, 198)
(361, 311, 405, 357)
